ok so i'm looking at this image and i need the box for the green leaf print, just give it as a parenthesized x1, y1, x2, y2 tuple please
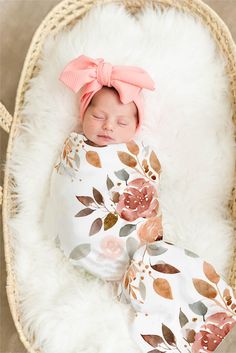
(119, 224, 136, 237)
(106, 175, 114, 190)
(189, 300, 208, 317)
(139, 281, 146, 301)
(74, 153, 80, 169)
(147, 243, 168, 256)
(184, 249, 199, 258)
(114, 169, 129, 182)
(179, 308, 189, 327)
(69, 243, 91, 260)
(126, 237, 140, 259)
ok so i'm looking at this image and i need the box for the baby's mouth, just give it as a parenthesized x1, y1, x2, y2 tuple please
(97, 135, 114, 141)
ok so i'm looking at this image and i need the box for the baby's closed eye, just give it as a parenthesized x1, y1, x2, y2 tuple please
(93, 115, 105, 120)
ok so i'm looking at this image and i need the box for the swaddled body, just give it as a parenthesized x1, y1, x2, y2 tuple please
(50, 132, 162, 281)
(48, 131, 236, 353)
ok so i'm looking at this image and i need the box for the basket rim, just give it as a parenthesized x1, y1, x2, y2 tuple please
(2, 1, 236, 353)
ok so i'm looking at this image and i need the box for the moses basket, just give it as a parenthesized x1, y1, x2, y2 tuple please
(0, 0, 236, 352)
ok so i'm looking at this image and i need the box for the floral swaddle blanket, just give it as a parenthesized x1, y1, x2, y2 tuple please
(46, 132, 236, 353)
(48, 132, 163, 281)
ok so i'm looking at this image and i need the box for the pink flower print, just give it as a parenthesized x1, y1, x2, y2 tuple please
(100, 236, 124, 260)
(116, 178, 159, 222)
(192, 312, 236, 352)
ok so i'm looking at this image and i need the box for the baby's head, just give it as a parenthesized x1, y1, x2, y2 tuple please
(82, 86, 138, 146)
(59, 55, 155, 146)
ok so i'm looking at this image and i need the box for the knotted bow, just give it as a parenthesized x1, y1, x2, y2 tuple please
(59, 54, 155, 130)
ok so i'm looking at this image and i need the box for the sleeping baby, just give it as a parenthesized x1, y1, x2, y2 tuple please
(46, 55, 236, 353)
(49, 55, 162, 282)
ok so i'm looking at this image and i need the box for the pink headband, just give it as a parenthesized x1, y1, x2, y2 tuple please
(59, 55, 155, 131)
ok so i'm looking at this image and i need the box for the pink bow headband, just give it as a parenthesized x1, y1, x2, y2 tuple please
(59, 54, 155, 131)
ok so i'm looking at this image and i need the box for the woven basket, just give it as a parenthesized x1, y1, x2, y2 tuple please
(0, 0, 235, 352)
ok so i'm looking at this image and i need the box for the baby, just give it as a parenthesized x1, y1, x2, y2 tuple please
(45, 55, 236, 353)
(49, 55, 162, 282)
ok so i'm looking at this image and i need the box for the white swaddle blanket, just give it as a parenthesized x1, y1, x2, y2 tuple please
(45, 132, 236, 352)
(46, 132, 163, 281)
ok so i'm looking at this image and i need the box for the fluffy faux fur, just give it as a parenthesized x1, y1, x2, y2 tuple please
(6, 3, 235, 353)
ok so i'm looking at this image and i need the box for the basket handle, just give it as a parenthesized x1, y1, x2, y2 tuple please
(0, 101, 13, 134)
(0, 102, 13, 206)
(0, 186, 2, 206)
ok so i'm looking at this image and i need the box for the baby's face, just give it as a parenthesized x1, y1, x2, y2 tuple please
(82, 87, 138, 146)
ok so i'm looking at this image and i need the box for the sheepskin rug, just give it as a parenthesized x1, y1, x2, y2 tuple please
(6, 3, 235, 353)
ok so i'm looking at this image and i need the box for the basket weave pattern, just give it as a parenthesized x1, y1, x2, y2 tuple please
(0, 1, 235, 352)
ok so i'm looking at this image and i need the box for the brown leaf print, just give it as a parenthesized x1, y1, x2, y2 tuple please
(130, 287, 137, 300)
(124, 265, 136, 289)
(223, 288, 230, 298)
(117, 151, 137, 168)
(142, 159, 149, 172)
(185, 329, 196, 343)
(150, 151, 161, 174)
(151, 262, 180, 274)
(124, 274, 129, 289)
(153, 278, 173, 300)
(104, 213, 118, 230)
(76, 196, 95, 207)
(192, 279, 217, 299)
(162, 324, 176, 346)
(203, 261, 220, 284)
(141, 334, 164, 347)
(63, 137, 73, 159)
(112, 192, 120, 203)
(126, 140, 140, 156)
(86, 151, 102, 168)
(89, 218, 102, 236)
(92, 187, 104, 205)
(75, 208, 95, 217)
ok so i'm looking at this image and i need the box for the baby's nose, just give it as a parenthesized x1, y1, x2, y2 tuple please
(103, 120, 113, 131)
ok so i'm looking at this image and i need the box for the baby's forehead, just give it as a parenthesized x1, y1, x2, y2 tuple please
(88, 87, 138, 117)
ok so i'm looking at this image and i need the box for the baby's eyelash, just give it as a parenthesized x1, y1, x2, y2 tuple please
(93, 115, 104, 119)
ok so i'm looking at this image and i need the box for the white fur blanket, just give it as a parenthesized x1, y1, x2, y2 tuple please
(6, 3, 235, 353)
